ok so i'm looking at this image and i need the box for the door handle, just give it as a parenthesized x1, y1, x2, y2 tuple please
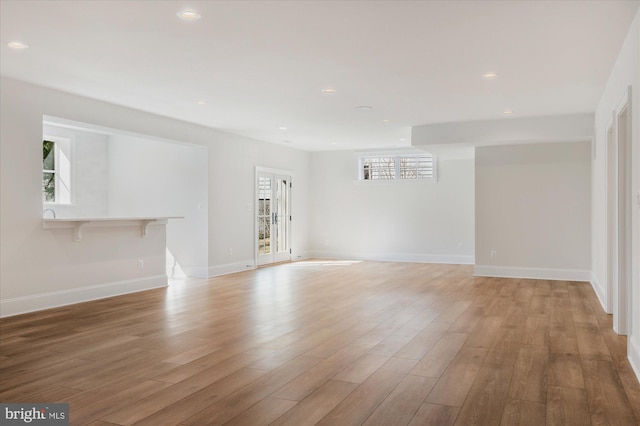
(274, 212, 279, 224)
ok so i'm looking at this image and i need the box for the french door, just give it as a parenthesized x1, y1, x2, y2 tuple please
(257, 171, 291, 266)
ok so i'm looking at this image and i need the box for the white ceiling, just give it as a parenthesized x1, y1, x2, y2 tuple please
(1, 1, 638, 151)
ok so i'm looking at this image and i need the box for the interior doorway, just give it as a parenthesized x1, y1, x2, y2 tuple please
(256, 169, 292, 266)
(607, 87, 632, 335)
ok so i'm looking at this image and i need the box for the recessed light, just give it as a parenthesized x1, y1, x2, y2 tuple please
(177, 9, 201, 20)
(195, 100, 207, 105)
(382, 119, 391, 124)
(483, 72, 498, 79)
(355, 106, 373, 110)
(7, 41, 28, 49)
(279, 126, 288, 130)
(322, 87, 337, 94)
(400, 138, 407, 142)
(503, 109, 514, 115)
(330, 142, 337, 145)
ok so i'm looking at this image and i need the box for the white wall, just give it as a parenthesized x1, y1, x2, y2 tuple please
(0, 77, 311, 316)
(592, 10, 640, 379)
(42, 124, 109, 218)
(475, 142, 591, 280)
(108, 134, 209, 276)
(308, 150, 474, 264)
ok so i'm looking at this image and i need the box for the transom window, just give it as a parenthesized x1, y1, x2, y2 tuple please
(359, 154, 436, 181)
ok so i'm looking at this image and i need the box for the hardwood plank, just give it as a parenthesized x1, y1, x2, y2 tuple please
(271, 343, 369, 401)
(548, 352, 585, 388)
(411, 332, 468, 377)
(582, 357, 636, 425)
(546, 385, 591, 426)
(224, 397, 297, 426)
(500, 399, 546, 426)
(102, 366, 267, 425)
(70, 380, 172, 425)
(522, 315, 550, 347)
(332, 353, 390, 384)
(575, 323, 613, 362)
(408, 403, 459, 426)
(463, 316, 504, 349)
(316, 357, 417, 426)
(424, 347, 488, 406)
(453, 363, 513, 426)
(181, 355, 323, 425)
(508, 344, 549, 403)
(363, 375, 437, 425)
(394, 321, 450, 361)
(271, 380, 358, 426)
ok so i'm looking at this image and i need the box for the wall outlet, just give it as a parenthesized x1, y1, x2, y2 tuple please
(457, 242, 463, 249)
(490, 250, 496, 259)
(138, 259, 144, 269)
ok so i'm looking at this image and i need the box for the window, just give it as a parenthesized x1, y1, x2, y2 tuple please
(359, 154, 436, 181)
(42, 137, 72, 204)
(42, 140, 56, 202)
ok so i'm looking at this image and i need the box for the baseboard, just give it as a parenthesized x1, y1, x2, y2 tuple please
(307, 251, 474, 265)
(629, 337, 640, 382)
(589, 271, 609, 313)
(0, 275, 167, 318)
(207, 260, 256, 277)
(474, 265, 591, 281)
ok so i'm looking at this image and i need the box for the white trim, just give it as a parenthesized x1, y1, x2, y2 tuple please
(629, 338, 640, 383)
(474, 265, 591, 281)
(0, 275, 167, 318)
(308, 251, 474, 265)
(589, 271, 609, 313)
(207, 260, 256, 277)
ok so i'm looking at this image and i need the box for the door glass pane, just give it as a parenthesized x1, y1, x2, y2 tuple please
(258, 176, 271, 254)
(276, 178, 288, 253)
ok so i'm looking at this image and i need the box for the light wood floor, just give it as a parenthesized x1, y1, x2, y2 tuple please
(1, 261, 639, 426)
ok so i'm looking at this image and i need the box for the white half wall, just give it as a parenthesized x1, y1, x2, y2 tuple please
(475, 142, 591, 281)
(107, 133, 209, 275)
(308, 150, 474, 263)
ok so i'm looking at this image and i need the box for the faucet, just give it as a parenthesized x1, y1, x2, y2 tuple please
(43, 208, 56, 219)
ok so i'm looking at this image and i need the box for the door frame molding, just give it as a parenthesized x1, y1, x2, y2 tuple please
(254, 167, 294, 267)
(608, 86, 632, 335)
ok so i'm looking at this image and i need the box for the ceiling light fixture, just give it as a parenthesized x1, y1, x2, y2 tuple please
(400, 138, 407, 142)
(195, 100, 207, 105)
(279, 126, 288, 130)
(177, 9, 201, 20)
(330, 142, 337, 145)
(7, 41, 28, 49)
(483, 72, 498, 79)
(355, 106, 373, 110)
(322, 87, 337, 94)
(503, 109, 514, 115)
(382, 119, 391, 124)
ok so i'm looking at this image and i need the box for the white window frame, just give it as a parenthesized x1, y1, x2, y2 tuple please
(42, 135, 74, 205)
(358, 153, 437, 182)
